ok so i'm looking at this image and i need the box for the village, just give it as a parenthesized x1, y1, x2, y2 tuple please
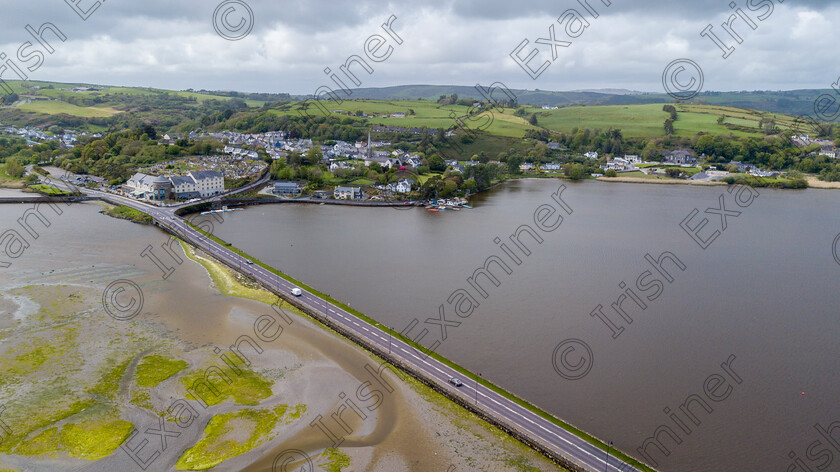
(12, 120, 836, 207)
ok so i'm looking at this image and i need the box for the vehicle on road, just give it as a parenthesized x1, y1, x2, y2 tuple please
(246, 259, 254, 265)
(291, 288, 302, 296)
(449, 378, 463, 387)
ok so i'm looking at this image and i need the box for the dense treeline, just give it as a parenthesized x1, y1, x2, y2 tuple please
(0, 126, 222, 183)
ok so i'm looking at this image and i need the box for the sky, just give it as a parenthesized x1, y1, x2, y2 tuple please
(0, 0, 838, 95)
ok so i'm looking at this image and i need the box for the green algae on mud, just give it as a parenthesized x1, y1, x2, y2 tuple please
(180, 241, 280, 306)
(13, 409, 133, 461)
(180, 364, 274, 407)
(0, 284, 151, 460)
(319, 448, 351, 472)
(175, 404, 306, 470)
(135, 354, 188, 388)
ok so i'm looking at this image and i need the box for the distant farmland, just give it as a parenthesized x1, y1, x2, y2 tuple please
(16, 100, 122, 118)
(522, 103, 800, 138)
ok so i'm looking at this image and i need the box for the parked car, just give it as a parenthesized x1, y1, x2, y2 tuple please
(291, 288, 302, 297)
(449, 378, 463, 387)
(246, 259, 254, 265)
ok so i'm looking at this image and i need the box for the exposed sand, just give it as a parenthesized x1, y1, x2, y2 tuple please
(597, 176, 726, 186)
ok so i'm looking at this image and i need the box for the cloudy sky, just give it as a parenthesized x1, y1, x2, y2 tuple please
(1, 0, 838, 95)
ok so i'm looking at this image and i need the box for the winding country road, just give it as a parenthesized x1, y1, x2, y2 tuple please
(44, 170, 643, 472)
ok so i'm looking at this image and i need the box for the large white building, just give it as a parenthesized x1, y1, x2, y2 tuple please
(125, 171, 224, 200)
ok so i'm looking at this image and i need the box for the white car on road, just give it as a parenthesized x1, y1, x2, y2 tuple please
(291, 288, 302, 297)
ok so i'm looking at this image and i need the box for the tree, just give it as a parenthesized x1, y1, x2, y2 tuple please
(140, 124, 157, 140)
(419, 175, 444, 199)
(4, 158, 24, 178)
(664, 119, 674, 136)
(440, 179, 458, 198)
(604, 169, 618, 177)
(428, 155, 446, 172)
(303, 146, 323, 166)
(666, 168, 683, 178)
(528, 114, 538, 126)
(563, 163, 585, 180)
(507, 155, 523, 174)
(1, 93, 19, 105)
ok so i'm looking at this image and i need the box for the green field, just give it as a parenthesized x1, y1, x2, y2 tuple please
(281, 99, 537, 138)
(282, 99, 803, 140)
(17, 100, 122, 118)
(521, 103, 800, 138)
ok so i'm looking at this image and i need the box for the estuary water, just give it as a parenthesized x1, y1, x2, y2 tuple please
(211, 179, 840, 472)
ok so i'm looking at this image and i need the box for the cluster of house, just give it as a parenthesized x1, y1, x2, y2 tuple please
(1, 124, 88, 148)
(791, 135, 840, 158)
(222, 146, 259, 159)
(124, 170, 224, 201)
(271, 181, 368, 200)
(602, 155, 643, 171)
(726, 161, 781, 177)
(791, 135, 834, 148)
(143, 155, 267, 180)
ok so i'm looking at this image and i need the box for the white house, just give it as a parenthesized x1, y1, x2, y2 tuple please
(334, 186, 363, 200)
(385, 179, 414, 193)
(819, 146, 838, 158)
(584, 151, 599, 159)
(383, 158, 403, 169)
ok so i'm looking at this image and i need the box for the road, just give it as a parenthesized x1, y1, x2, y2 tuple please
(46, 170, 642, 472)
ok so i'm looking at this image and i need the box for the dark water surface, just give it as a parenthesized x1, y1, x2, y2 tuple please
(210, 179, 840, 472)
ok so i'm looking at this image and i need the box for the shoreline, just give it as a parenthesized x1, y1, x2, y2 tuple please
(594, 176, 727, 186)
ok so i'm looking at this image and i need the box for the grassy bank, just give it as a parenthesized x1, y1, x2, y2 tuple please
(182, 221, 657, 472)
(101, 204, 153, 225)
(24, 184, 71, 196)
